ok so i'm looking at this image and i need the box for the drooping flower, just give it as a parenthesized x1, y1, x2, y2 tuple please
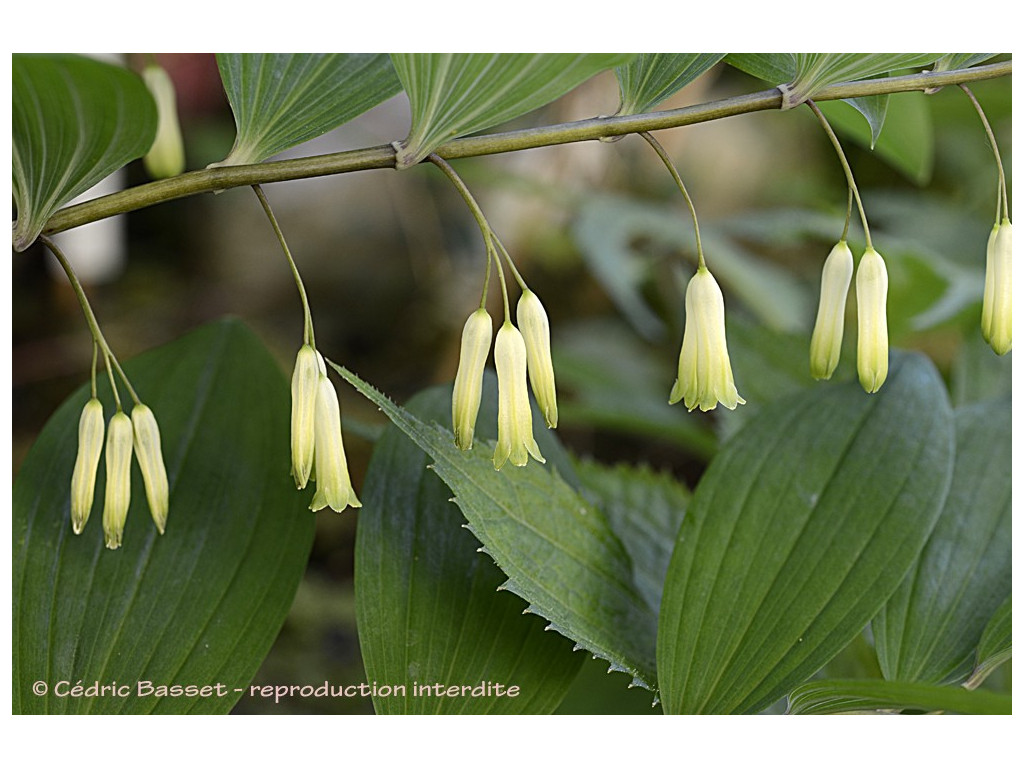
(669, 266, 745, 411)
(493, 322, 545, 470)
(517, 289, 558, 428)
(290, 344, 321, 488)
(452, 308, 493, 450)
(103, 411, 134, 550)
(309, 373, 361, 513)
(982, 218, 1012, 355)
(809, 240, 854, 380)
(142, 64, 186, 179)
(70, 397, 105, 534)
(855, 247, 889, 394)
(132, 403, 169, 534)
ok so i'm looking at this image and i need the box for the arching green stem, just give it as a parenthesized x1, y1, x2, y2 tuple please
(639, 131, 706, 269)
(40, 234, 139, 406)
(252, 184, 315, 347)
(959, 85, 1010, 222)
(806, 100, 873, 250)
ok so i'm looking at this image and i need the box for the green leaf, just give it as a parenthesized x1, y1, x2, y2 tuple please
(657, 353, 955, 714)
(841, 94, 889, 147)
(355, 382, 582, 714)
(554, 319, 717, 459)
(12, 54, 157, 251)
(873, 399, 1011, 685)
(966, 595, 1011, 689)
(572, 195, 810, 338)
(819, 93, 934, 184)
(13, 319, 315, 714)
(336, 364, 659, 690)
(726, 53, 940, 109)
(214, 53, 401, 166)
(787, 678, 1011, 715)
(391, 53, 634, 168)
(574, 458, 690, 615)
(614, 54, 725, 115)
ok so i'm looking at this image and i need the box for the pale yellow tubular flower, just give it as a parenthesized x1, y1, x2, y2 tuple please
(809, 240, 854, 380)
(309, 374, 361, 513)
(142, 64, 186, 179)
(982, 218, 1012, 355)
(290, 344, 320, 488)
(452, 308, 493, 450)
(855, 247, 889, 394)
(669, 266, 745, 411)
(103, 412, 134, 550)
(516, 289, 558, 428)
(981, 222, 1000, 340)
(132, 403, 169, 534)
(493, 322, 545, 470)
(70, 398, 105, 534)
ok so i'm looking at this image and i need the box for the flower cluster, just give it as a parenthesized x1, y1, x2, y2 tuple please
(808, 242, 889, 393)
(669, 266, 745, 412)
(290, 344, 361, 512)
(71, 399, 169, 549)
(451, 289, 557, 471)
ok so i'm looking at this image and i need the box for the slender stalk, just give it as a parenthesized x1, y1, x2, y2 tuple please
(959, 85, 1009, 221)
(427, 154, 496, 253)
(841, 189, 853, 242)
(492, 247, 511, 322)
(33, 62, 1012, 243)
(492, 236, 527, 292)
(103, 352, 122, 410)
(806, 100, 873, 250)
(639, 131, 706, 268)
(252, 184, 315, 346)
(40, 235, 140, 405)
(427, 154, 519, 311)
(90, 341, 98, 399)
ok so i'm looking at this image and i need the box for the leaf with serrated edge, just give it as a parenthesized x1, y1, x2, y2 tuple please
(13, 320, 315, 714)
(356, 383, 582, 714)
(657, 353, 954, 714)
(874, 399, 1011, 685)
(336, 363, 659, 689)
(575, 459, 689, 615)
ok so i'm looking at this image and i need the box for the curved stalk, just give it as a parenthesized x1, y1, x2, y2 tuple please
(807, 100, 873, 249)
(33, 62, 1012, 242)
(639, 131, 706, 268)
(959, 85, 1010, 221)
(252, 184, 315, 346)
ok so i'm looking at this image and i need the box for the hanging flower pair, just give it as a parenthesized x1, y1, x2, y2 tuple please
(809, 241, 889, 394)
(290, 344, 361, 512)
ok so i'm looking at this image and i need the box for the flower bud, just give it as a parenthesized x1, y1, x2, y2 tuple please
(452, 308, 493, 450)
(517, 289, 558, 428)
(493, 322, 545, 470)
(809, 241, 854, 380)
(103, 411, 134, 550)
(669, 266, 745, 411)
(855, 247, 889, 394)
(982, 218, 1012, 355)
(142, 64, 186, 179)
(132, 403, 169, 534)
(290, 344, 320, 488)
(70, 398, 105, 534)
(309, 374, 361, 513)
